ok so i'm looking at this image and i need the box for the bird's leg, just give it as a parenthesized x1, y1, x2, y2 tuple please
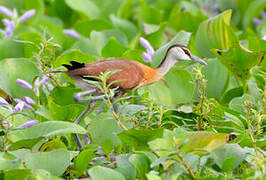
(72, 89, 106, 149)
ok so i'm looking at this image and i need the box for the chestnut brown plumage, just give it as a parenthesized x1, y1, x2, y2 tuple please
(58, 44, 207, 148)
(62, 44, 207, 96)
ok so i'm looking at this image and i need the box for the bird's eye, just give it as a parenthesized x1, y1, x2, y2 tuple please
(183, 49, 190, 56)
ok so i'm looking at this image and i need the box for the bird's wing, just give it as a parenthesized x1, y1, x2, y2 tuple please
(65, 59, 144, 89)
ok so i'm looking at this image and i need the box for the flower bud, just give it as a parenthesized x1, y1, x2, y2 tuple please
(18, 9, 36, 22)
(63, 29, 81, 39)
(16, 79, 32, 89)
(18, 120, 38, 128)
(0, 6, 13, 17)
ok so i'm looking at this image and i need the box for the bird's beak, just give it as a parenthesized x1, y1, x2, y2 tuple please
(191, 55, 208, 66)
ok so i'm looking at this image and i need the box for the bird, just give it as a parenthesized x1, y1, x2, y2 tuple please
(57, 44, 207, 148)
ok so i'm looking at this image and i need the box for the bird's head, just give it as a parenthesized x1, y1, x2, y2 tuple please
(167, 44, 207, 65)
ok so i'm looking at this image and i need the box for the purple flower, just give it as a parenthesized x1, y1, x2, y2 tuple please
(18, 120, 38, 128)
(140, 37, 154, 55)
(0, 6, 13, 17)
(23, 96, 35, 105)
(260, 11, 265, 19)
(140, 37, 154, 63)
(34, 77, 40, 96)
(83, 135, 90, 144)
(142, 52, 152, 63)
(14, 98, 32, 109)
(39, 76, 50, 85)
(252, 18, 261, 26)
(212, 3, 219, 17)
(0, 97, 9, 109)
(18, 9, 35, 22)
(2, 19, 10, 27)
(0, 97, 8, 105)
(1, 19, 15, 38)
(63, 29, 81, 39)
(16, 79, 32, 89)
(13, 101, 24, 113)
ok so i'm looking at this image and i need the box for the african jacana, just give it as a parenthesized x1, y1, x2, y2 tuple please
(58, 44, 207, 148)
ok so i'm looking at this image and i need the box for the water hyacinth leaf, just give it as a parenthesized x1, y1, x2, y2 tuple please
(7, 138, 43, 151)
(110, 14, 138, 41)
(0, 159, 22, 171)
(168, 1, 207, 32)
(151, 31, 191, 67)
(9, 121, 87, 142)
(65, 0, 99, 19)
(195, 10, 238, 58)
(0, 58, 39, 98)
(146, 174, 162, 180)
(211, 43, 265, 81)
(0, 39, 26, 59)
(115, 155, 137, 180)
(50, 87, 82, 105)
(146, 23, 167, 49)
(48, 98, 85, 122)
(242, 0, 266, 29)
(89, 166, 126, 180)
(74, 19, 114, 37)
(39, 138, 67, 152)
(74, 149, 95, 174)
(128, 154, 150, 180)
(4, 169, 31, 180)
(102, 38, 128, 58)
(149, 129, 232, 157)
(220, 87, 244, 105)
(86, 112, 123, 155)
(118, 129, 164, 150)
(27, 169, 62, 180)
(201, 58, 228, 100)
(140, 0, 162, 24)
(24, 149, 71, 176)
(210, 144, 248, 170)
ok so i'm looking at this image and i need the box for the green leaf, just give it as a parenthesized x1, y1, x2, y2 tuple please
(110, 14, 138, 41)
(146, 173, 162, 180)
(0, 158, 22, 170)
(74, 149, 95, 174)
(4, 169, 31, 180)
(201, 58, 228, 100)
(128, 154, 150, 180)
(195, 10, 238, 58)
(7, 138, 43, 151)
(211, 43, 264, 81)
(210, 144, 248, 170)
(0, 40, 26, 60)
(115, 155, 137, 180)
(146, 23, 167, 49)
(29, 169, 63, 180)
(39, 138, 67, 152)
(140, 0, 162, 24)
(9, 121, 87, 142)
(102, 38, 128, 58)
(168, 2, 207, 32)
(118, 128, 164, 150)
(50, 87, 81, 105)
(89, 166, 126, 180)
(0, 58, 39, 98)
(242, 0, 266, 29)
(86, 113, 123, 155)
(143, 68, 195, 105)
(24, 149, 71, 176)
(74, 19, 114, 37)
(54, 49, 96, 68)
(65, 0, 99, 19)
(149, 128, 231, 157)
(220, 87, 244, 105)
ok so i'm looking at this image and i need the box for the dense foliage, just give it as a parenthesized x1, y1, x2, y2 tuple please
(0, 0, 265, 179)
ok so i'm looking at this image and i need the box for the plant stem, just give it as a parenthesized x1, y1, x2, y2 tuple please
(103, 80, 128, 131)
